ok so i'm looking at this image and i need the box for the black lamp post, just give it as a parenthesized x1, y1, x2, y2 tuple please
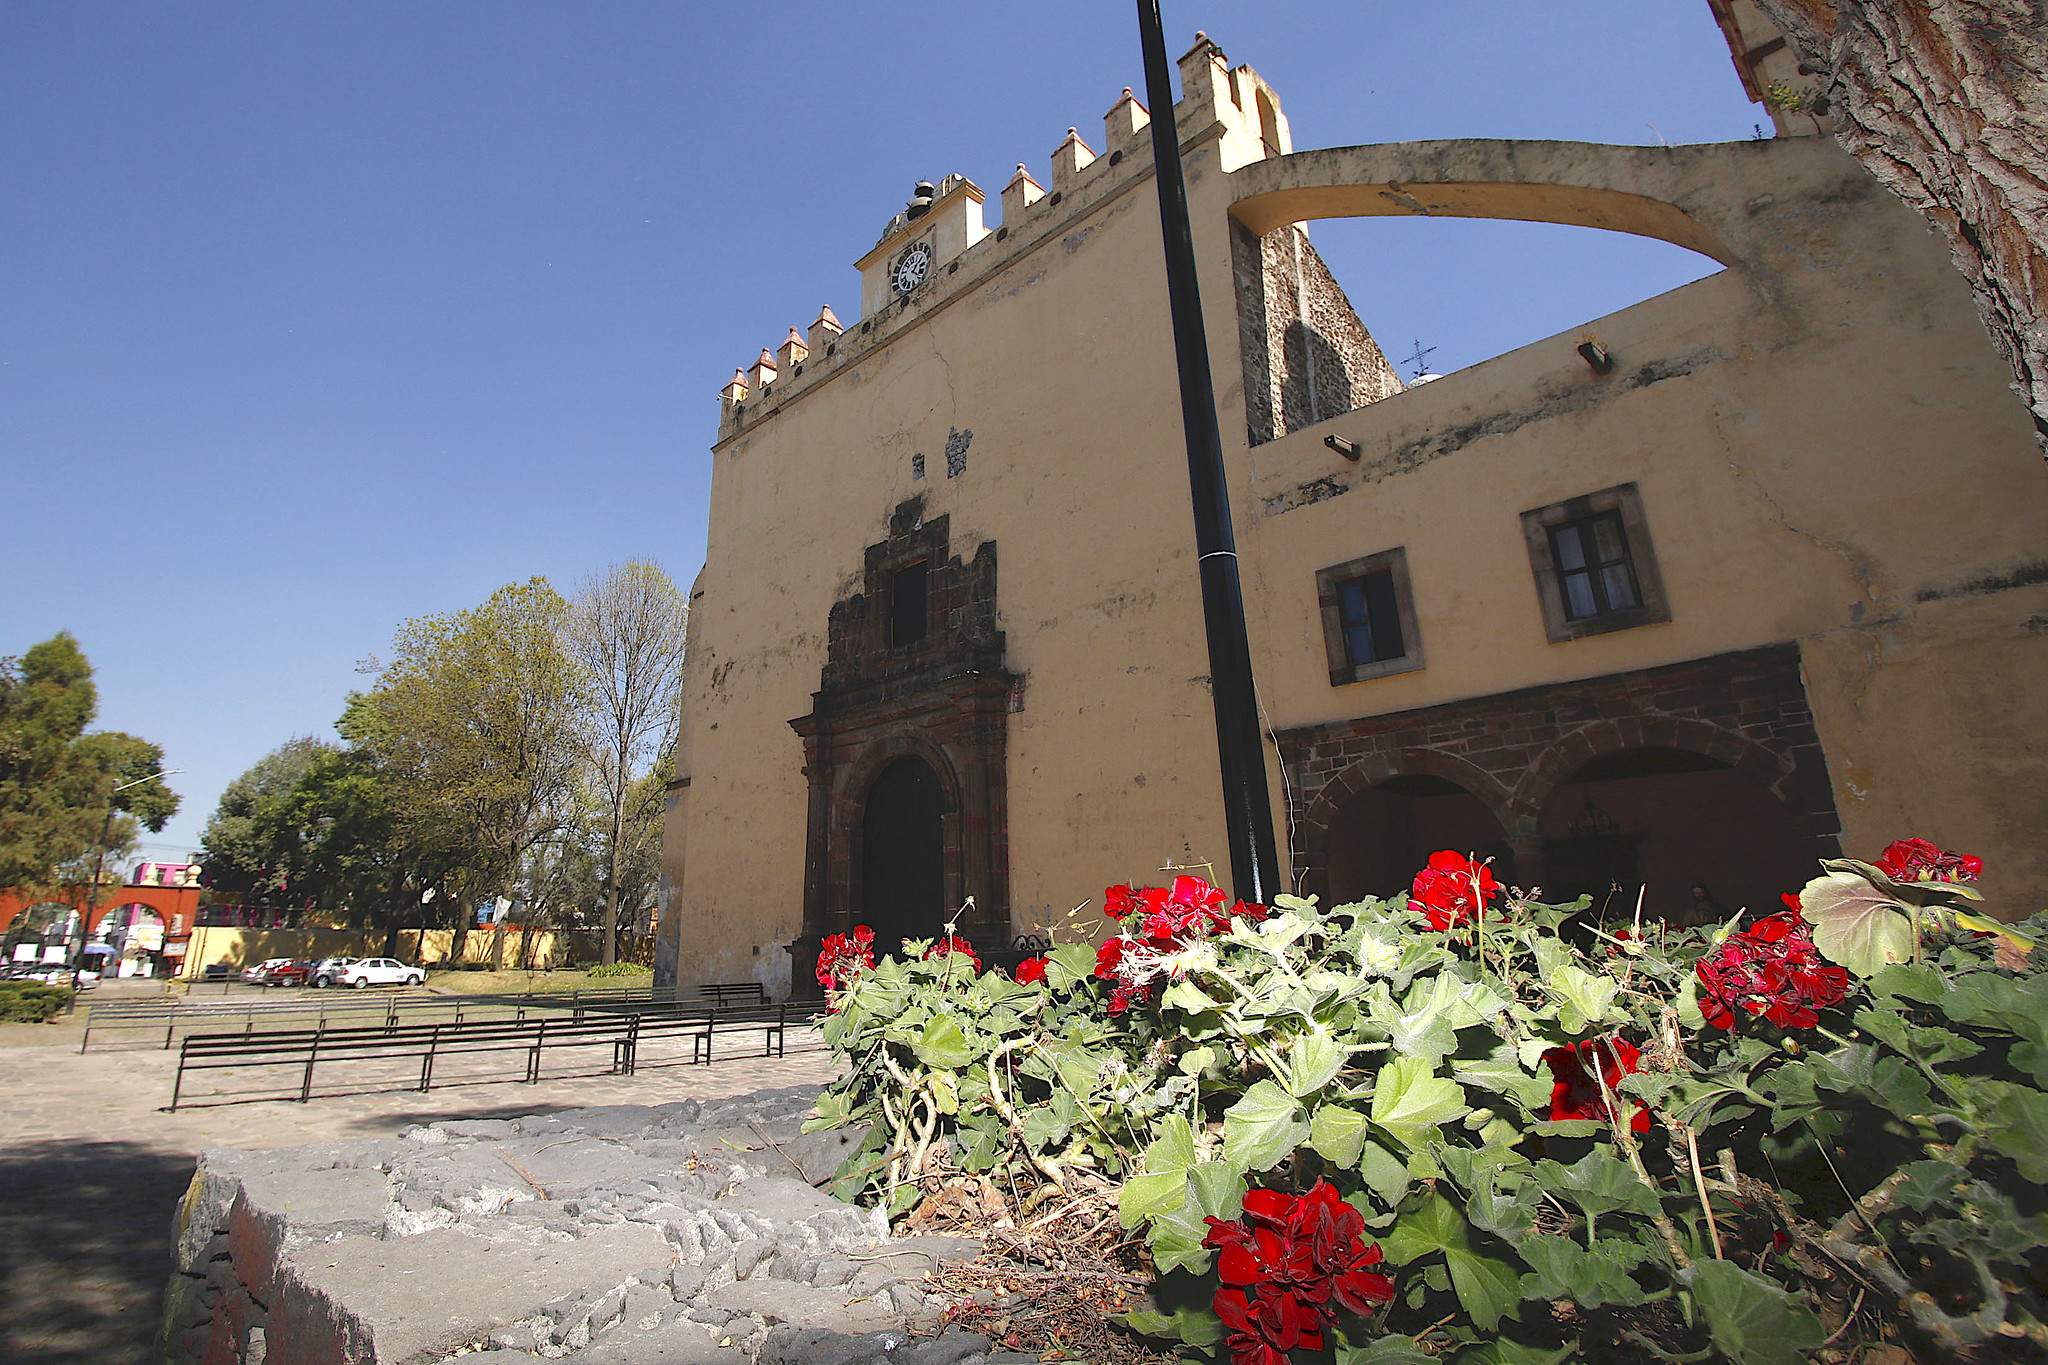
(1134, 0, 1283, 906)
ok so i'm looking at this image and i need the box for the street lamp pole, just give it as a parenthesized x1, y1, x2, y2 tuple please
(76, 770, 181, 989)
(1134, 0, 1283, 905)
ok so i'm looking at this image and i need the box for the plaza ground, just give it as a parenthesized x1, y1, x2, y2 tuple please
(0, 980, 839, 1365)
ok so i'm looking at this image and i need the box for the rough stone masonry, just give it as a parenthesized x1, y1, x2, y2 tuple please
(161, 1085, 1031, 1365)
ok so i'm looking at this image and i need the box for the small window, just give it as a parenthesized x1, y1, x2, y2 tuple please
(1549, 511, 1641, 620)
(1316, 547, 1422, 685)
(890, 560, 929, 646)
(1521, 483, 1670, 642)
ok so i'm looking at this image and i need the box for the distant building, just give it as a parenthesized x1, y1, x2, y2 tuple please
(0, 878, 202, 978)
(658, 14, 2047, 998)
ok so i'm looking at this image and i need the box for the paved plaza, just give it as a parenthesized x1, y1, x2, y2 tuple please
(0, 988, 840, 1365)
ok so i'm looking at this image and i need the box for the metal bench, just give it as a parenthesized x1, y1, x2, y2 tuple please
(699, 981, 769, 1007)
(166, 1013, 648, 1111)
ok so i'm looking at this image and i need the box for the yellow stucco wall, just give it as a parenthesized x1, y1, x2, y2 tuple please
(663, 39, 2046, 994)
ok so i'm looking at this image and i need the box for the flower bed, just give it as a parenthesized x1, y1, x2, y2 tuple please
(808, 841, 2047, 1363)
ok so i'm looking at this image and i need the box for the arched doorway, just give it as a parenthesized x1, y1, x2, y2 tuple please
(1539, 748, 1812, 925)
(860, 756, 947, 955)
(93, 904, 167, 978)
(1326, 774, 1515, 904)
(3, 903, 81, 967)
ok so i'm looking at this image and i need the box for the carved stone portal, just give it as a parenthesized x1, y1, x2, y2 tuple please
(788, 496, 1013, 996)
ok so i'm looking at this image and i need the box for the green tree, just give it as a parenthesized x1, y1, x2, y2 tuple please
(0, 633, 178, 892)
(566, 561, 687, 964)
(354, 579, 587, 945)
(199, 736, 333, 902)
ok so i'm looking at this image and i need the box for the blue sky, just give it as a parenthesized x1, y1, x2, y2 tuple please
(0, 3, 1765, 862)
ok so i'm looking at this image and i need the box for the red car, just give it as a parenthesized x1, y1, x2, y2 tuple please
(261, 959, 314, 987)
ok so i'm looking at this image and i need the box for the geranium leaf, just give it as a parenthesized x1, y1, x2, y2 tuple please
(1117, 1113, 1198, 1228)
(1455, 1047, 1553, 1110)
(1380, 1191, 1470, 1265)
(1823, 856, 1982, 903)
(1160, 979, 1222, 1014)
(1359, 1139, 1412, 1206)
(1800, 871, 1917, 976)
(1548, 963, 1619, 1026)
(1447, 1248, 1522, 1331)
(911, 1014, 973, 1069)
(1986, 1085, 2048, 1182)
(1042, 942, 1099, 992)
(1371, 1055, 1470, 1150)
(1168, 1306, 1224, 1348)
(1531, 1151, 1656, 1221)
(1288, 1031, 1345, 1096)
(1309, 1102, 1369, 1167)
(1690, 1260, 1824, 1365)
(1335, 1335, 1433, 1364)
(1470, 1342, 1579, 1365)
(1223, 1080, 1309, 1173)
(1145, 1188, 1215, 1275)
(1189, 1160, 1241, 1221)
(1515, 1235, 1650, 1307)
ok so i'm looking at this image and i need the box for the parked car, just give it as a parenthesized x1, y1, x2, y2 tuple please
(309, 956, 358, 988)
(198, 962, 236, 983)
(263, 959, 314, 988)
(240, 958, 294, 985)
(336, 958, 424, 988)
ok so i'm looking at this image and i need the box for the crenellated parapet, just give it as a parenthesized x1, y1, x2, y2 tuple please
(715, 29, 1293, 442)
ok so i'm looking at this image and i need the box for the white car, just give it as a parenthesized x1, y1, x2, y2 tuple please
(309, 956, 359, 987)
(337, 958, 424, 988)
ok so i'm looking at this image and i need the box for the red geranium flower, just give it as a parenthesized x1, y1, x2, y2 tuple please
(1013, 956, 1048, 985)
(1874, 837, 1983, 884)
(923, 935, 981, 973)
(1409, 850, 1501, 930)
(1543, 1036, 1653, 1132)
(1695, 910, 1848, 1030)
(815, 925, 875, 992)
(1091, 876, 1266, 1016)
(1202, 1181, 1392, 1364)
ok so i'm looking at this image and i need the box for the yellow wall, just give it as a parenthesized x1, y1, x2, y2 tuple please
(177, 925, 601, 977)
(663, 37, 2048, 994)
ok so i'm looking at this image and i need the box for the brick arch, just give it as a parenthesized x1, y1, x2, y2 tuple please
(1510, 716, 1797, 828)
(1302, 747, 1521, 855)
(1294, 748, 1523, 900)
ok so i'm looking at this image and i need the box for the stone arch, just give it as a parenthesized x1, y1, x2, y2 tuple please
(1228, 139, 1754, 266)
(1, 901, 80, 963)
(1511, 716, 1796, 829)
(1303, 747, 1520, 850)
(841, 732, 965, 822)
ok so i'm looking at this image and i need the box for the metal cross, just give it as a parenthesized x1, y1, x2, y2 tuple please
(1400, 338, 1438, 379)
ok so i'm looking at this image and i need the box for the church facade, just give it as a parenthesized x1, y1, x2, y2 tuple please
(657, 17, 2048, 997)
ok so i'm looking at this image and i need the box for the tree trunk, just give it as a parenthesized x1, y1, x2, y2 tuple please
(602, 801, 622, 966)
(1748, 0, 2048, 451)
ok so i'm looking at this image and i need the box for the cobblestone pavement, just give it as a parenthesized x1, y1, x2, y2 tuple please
(0, 1003, 840, 1365)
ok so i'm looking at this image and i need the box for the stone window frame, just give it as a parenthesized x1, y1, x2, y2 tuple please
(1315, 546, 1424, 686)
(1520, 482, 1671, 643)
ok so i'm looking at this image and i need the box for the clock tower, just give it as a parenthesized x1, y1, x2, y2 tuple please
(854, 175, 987, 321)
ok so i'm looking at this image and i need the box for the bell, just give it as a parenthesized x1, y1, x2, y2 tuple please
(905, 181, 937, 220)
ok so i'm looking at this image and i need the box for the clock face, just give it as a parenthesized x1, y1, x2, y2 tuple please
(891, 242, 932, 295)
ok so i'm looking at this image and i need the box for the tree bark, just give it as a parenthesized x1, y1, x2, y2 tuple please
(1749, 0, 2048, 451)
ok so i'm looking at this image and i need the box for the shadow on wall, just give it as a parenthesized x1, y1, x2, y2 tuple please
(0, 1139, 192, 1365)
